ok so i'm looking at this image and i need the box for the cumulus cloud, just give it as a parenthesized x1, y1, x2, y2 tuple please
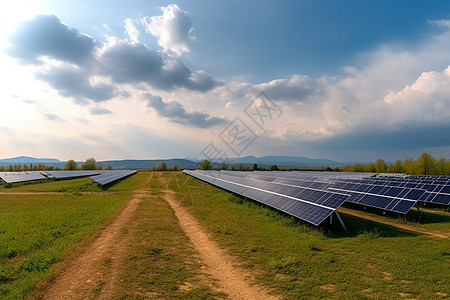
(6, 14, 218, 105)
(98, 40, 218, 91)
(146, 94, 227, 128)
(124, 18, 140, 43)
(143, 4, 195, 55)
(36, 67, 116, 102)
(254, 74, 322, 102)
(90, 106, 112, 115)
(6, 14, 95, 65)
(43, 113, 64, 121)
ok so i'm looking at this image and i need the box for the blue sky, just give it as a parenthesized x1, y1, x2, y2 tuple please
(1, 1, 450, 162)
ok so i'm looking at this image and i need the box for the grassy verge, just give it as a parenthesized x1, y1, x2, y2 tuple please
(113, 172, 222, 299)
(0, 173, 145, 299)
(168, 172, 450, 299)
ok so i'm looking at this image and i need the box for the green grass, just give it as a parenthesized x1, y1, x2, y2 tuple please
(0, 179, 137, 298)
(167, 172, 450, 300)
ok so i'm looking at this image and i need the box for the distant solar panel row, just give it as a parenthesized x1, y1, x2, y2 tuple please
(0, 171, 47, 183)
(0, 170, 136, 186)
(183, 170, 350, 226)
(183, 170, 450, 225)
(91, 170, 137, 186)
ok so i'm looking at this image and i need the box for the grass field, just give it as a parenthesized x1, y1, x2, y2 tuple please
(1, 171, 449, 299)
(168, 172, 450, 299)
(0, 173, 150, 299)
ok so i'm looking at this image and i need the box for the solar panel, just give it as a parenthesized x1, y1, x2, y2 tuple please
(183, 170, 350, 226)
(46, 170, 101, 179)
(91, 170, 137, 186)
(0, 170, 137, 186)
(0, 171, 47, 183)
(183, 170, 450, 221)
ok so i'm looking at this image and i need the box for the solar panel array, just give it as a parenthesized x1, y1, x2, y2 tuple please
(91, 170, 137, 186)
(183, 170, 350, 226)
(0, 170, 136, 186)
(183, 170, 450, 226)
(0, 171, 47, 183)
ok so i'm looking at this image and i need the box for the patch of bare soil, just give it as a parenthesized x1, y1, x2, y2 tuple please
(40, 174, 153, 300)
(161, 182, 279, 300)
(338, 207, 448, 239)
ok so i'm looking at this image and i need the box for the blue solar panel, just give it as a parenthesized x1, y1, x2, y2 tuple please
(183, 170, 350, 226)
(91, 170, 137, 186)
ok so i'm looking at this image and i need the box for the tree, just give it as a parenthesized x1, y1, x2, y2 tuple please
(268, 165, 279, 171)
(403, 158, 416, 175)
(157, 161, 168, 171)
(231, 165, 236, 171)
(238, 164, 246, 171)
(64, 159, 79, 170)
(105, 164, 113, 170)
(152, 162, 156, 171)
(390, 159, 403, 173)
(375, 159, 387, 173)
(220, 161, 228, 170)
(363, 163, 376, 173)
(435, 158, 446, 175)
(170, 163, 179, 171)
(199, 159, 212, 170)
(416, 152, 435, 175)
(81, 158, 97, 170)
(252, 163, 258, 171)
(97, 162, 103, 170)
(22, 164, 30, 171)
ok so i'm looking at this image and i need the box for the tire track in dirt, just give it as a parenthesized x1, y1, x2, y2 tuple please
(161, 180, 279, 300)
(41, 174, 153, 300)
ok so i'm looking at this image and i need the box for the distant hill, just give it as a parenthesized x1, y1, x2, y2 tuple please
(0, 156, 61, 164)
(0, 155, 347, 169)
(0, 156, 199, 169)
(211, 155, 347, 168)
(101, 159, 198, 169)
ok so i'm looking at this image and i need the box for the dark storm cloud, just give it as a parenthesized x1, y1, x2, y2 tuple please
(36, 68, 116, 102)
(6, 14, 95, 65)
(146, 94, 227, 128)
(99, 41, 219, 91)
(307, 123, 450, 151)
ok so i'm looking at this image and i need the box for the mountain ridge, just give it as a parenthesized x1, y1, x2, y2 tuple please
(0, 155, 348, 169)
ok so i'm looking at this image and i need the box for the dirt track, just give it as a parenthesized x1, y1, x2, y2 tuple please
(41, 175, 153, 299)
(161, 182, 279, 300)
(40, 173, 278, 299)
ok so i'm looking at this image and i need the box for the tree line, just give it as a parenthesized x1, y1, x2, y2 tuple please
(0, 158, 113, 172)
(198, 160, 280, 171)
(342, 152, 450, 175)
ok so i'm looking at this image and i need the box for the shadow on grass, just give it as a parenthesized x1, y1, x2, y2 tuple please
(225, 193, 419, 239)
(405, 208, 450, 224)
(324, 213, 418, 239)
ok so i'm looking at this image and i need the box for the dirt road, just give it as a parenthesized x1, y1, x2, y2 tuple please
(41, 175, 153, 299)
(161, 184, 279, 300)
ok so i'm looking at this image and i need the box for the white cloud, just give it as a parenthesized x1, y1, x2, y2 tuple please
(143, 4, 195, 56)
(124, 18, 140, 43)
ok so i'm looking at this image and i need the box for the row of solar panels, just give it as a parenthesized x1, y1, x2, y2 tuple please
(0, 170, 136, 186)
(183, 170, 450, 226)
(183, 170, 349, 225)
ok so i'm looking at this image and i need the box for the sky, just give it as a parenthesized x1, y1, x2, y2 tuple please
(1, 0, 450, 162)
